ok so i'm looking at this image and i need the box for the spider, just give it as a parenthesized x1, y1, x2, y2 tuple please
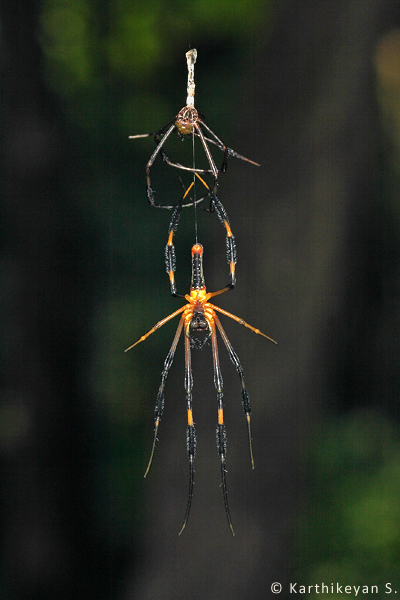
(130, 48, 259, 211)
(125, 243, 276, 535)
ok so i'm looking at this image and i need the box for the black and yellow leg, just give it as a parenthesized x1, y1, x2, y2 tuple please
(211, 192, 237, 289)
(210, 304, 277, 345)
(179, 331, 197, 535)
(142, 317, 184, 478)
(190, 173, 237, 291)
(124, 305, 186, 352)
(214, 314, 255, 469)
(164, 181, 196, 297)
(210, 321, 235, 535)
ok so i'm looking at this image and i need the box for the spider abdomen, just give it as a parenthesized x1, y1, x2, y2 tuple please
(175, 106, 199, 135)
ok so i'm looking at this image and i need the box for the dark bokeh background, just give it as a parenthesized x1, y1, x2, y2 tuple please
(2, 0, 400, 598)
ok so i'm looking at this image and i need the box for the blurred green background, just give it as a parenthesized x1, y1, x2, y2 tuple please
(2, 0, 400, 599)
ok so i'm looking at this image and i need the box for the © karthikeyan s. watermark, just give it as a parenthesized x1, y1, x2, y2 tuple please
(270, 582, 397, 595)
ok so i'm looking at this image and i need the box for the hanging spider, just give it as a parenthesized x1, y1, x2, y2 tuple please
(130, 48, 259, 210)
(125, 244, 276, 535)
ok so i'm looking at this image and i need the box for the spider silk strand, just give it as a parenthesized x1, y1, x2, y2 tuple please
(192, 129, 198, 243)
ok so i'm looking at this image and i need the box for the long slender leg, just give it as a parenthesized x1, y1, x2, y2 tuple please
(210, 191, 236, 289)
(197, 120, 229, 175)
(178, 331, 197, 535)
(124, 305, 186, 352)
(162, 131, 259, 175)
(193, 122, 219, 179)
(209, 304, 277, 344)
(164, 181, 197, 298)
(144, 317, 184, 477)
(191, 174, 237, 290)
(145, 123, 176, 207)
(165, 198, 184, 298)
(129, 115, 177, 143)
(210, 317, 235, 536)
(193, 131, 260, 166)
(214, 314, 255, 469)
(132, 114, 259, 209)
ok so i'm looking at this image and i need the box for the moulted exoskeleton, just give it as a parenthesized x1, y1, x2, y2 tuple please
(130, 49, 259, 211)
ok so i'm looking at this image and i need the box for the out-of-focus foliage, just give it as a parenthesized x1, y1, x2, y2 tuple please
(292, 28, 400, 594)
(375, 28, 400, 200)
(39, 0, 274, 132)
(297, 411, 400, 595)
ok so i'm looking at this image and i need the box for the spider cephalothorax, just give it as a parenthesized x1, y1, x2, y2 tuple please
(126, 243, 276, 535)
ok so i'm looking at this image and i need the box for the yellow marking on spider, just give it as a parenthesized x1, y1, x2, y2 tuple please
(224, 221, 233, 237)
(183, 180, 195, 199)
(188, 288, 208, 301)
(194, 172, 209, 190)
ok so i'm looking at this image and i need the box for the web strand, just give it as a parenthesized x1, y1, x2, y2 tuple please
(192, 129, 198, 243)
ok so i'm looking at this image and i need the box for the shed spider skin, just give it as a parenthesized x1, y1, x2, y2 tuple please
(130, 49, 259, 211)
(126, 244, 276, 535)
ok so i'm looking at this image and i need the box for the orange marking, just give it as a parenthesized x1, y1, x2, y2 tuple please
(188, 409, 193, 426)
(224, 221, 233, 237)
(194, 172, 209, 190)
(183, 180, 194, 199)
(169, 270, 175, 283)
(230, 261, 235, 274)
(218, 408, 224, 425)
(191, 243, 203, 256)
(168, 230, 174, 246)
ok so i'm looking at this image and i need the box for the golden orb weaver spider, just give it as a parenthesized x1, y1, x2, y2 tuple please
(125, 244, 276, 536)
(130, 48, 259, 211)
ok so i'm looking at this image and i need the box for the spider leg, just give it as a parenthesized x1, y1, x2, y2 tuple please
(178, 329, 197, 535)
(144, 316, 184, 477)
(210, 315, 235, 535)
(197, 120, 229, 176)
(209, 191, 236, 290)
(193, 122, 219, 177)
(209, 304, 277, 345)
(165, 179, 208, 296)
(165, 186, 187, 298)
(124, 305, 186, 352)
(145, 123, 176, 208)
(193, 131, 260, 167)
(165, 174, 222, 298)
(214, 314, 255, 469)
(191, 174, 237, 291)
(129, 115, 177, 141)
(193, 122, 223, 206)
(178, 176, 210, 209)
(130, 117, 180, 209)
